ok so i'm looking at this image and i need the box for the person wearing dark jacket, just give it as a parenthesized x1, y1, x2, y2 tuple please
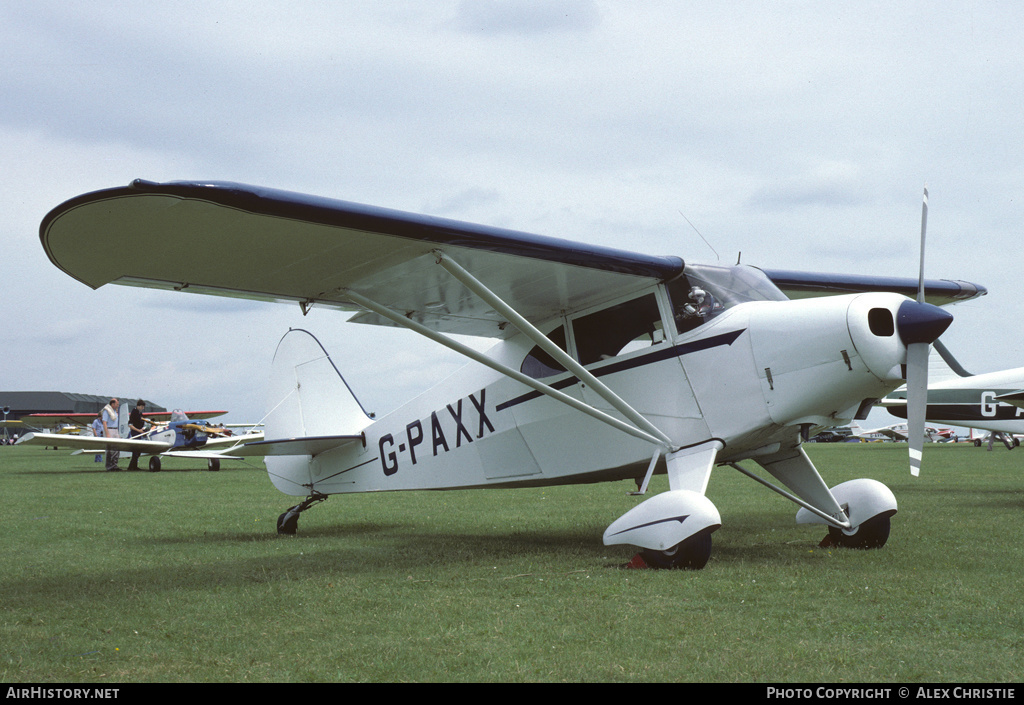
(126, 400, 150, 471)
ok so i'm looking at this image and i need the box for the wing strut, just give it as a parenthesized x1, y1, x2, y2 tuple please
(341, 269, 674, 452)
(432, 250, 675, 449)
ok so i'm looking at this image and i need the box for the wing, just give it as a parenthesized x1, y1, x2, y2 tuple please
(24, 412, 97, 427)
(25, 410, 227, 426)
(762, 269, 985, 307)
(144, 410, 227, 422)
(40, 180, 985, 334)
(876, 426, 909, 441)
(15, 432, 169, 453)
(40, 180, 685, 338)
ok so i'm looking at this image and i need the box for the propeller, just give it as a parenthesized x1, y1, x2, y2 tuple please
(899, 187, 953, 476)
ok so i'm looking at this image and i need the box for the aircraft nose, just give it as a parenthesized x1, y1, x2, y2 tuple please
(896, 300, 953, 346)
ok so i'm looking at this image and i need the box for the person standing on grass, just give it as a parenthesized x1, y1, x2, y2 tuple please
(101, 398, 120, 471)
(126, 399, 150, 471)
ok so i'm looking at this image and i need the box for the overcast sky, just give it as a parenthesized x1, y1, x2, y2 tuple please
(3, 1, 1021, 432)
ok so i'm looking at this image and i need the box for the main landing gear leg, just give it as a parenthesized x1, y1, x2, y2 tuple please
(276, 491, 328, 535)
(754, 447, 897, 550)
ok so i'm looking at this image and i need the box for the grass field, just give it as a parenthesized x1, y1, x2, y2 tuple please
(1, 442, 1021, 683)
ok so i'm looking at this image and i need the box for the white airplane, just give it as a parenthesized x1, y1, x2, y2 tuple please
(17, 409, 264, 471)
(848, 421, 955, 443)
(881, 344, 1024, 449)
(35, 181, 983, 568)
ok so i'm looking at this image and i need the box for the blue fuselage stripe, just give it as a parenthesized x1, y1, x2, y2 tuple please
(496, 329, 745, 412)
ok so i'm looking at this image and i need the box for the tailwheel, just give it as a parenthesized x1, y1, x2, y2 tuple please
(639, 528, 714, 570)
(277, 509, 300, 535)
(276, 491, 328, 535)
(825, 511, 894, 549)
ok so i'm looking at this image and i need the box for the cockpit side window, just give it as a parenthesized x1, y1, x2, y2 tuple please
(572, 294, 663, 366)
(520, 326, 568, 379)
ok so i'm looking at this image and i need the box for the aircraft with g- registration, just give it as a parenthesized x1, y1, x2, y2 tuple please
(34, 180, 985, 568)
(880, 346, 1024, 450)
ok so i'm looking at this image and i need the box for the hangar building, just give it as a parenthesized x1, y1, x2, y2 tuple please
(1, 391, 165, 425)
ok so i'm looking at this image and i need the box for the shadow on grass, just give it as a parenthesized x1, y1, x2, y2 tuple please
(3, 509, 900, 609)
(3, 525, 622, 606)
(143, 520, 415, 544)
(11, 466, 255, 476)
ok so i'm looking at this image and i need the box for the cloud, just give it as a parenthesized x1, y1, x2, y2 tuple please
(3, 0, 1024, 426)
(452, 0, 600, 35)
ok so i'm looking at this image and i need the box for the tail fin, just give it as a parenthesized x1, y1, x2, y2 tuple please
(266, 328, 371, 441)
(261, 329, 372, 495)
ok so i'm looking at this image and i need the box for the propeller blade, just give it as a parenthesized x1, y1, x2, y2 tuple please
(917, 186, 928, 304)
(896, 298, 952, 477)
(907, 185, 933, 476)
(906, 341, 930, 476)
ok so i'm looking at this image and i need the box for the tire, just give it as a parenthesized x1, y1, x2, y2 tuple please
(640, 529, 714, 569)
(827, 512, 892, 549)
(277, 510, 299, 535)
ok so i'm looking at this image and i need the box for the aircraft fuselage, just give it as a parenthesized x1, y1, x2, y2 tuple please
(268, 278, 923, 498)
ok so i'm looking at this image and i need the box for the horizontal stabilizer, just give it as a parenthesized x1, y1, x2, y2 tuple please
(229, 434, 364, 457)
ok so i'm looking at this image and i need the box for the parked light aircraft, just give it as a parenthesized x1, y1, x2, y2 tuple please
(34, 181, 985, 568)
(881, 345, 1024, 450)
(17, 409, 263, 471)
(848, 422, 955, 443)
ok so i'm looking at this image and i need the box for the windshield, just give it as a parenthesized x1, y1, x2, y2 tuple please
(668, 264, 786, 334)
(685, 264, 787, 307)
